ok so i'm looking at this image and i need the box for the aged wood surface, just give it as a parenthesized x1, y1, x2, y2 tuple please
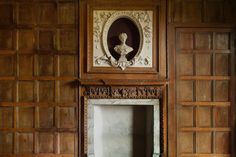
(0, 0, 78, 157)
(0, 0, 235, 157)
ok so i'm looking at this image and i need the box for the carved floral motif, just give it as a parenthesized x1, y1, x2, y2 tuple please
(93, 10, 153, 68)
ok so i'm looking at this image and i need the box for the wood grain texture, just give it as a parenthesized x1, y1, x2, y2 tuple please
(173, 27, 234, 157)
(169, 0, 236, 24)
(0, 0, 234, 157)
(0, 0, 78, 156)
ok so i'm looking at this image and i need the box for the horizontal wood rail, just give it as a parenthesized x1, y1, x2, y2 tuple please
(180, 76, 231, 80)
(180, 127, 231, 132)
(179, 101, 231, 107)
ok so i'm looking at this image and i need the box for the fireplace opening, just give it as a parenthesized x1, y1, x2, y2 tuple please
(87, 99, 160, 157)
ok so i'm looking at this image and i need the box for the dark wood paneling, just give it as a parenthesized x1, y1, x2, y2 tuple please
(169, 0, 236, 24)
(182, 0, 202, 23)
(0, 0, 78, 157)
(174, 28, 234, 157)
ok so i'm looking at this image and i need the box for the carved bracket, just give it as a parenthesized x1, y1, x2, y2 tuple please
(83, 86, 162, 99)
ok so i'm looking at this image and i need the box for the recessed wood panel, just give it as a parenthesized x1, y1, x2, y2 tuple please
(0, 0, 78, 156)
(0, 133, 13, 154)
(177, 81, 193, 101)
(179, 107, 193, 127)
(196, 81, 212, 101)
(196, 132, 212, 153)
(59, 107, 75, 128)
(18, 30, 35, 51)
(177, 54, 193, 75)
(197, 107, 211, 127)
(38, 132, 54, 153)
(179, 132, 193, 153)
(223, 0, 236, 23)
(0, 55, 14, 76)
(17, 3, 34, 25)
(19, 54, 34, 76)
(195, 54, 211, 75)
(18, 107, 34, 128)
(195, 32, 212, 50)
(0, 4, 13, 25)
(59, 55, 76, 76)
(60, 133, 75, 154)
(58, 3, 75, 25)
(215, 32, 230, 50)
(59, 30, 77, 51)
(215, 81, 229, 101)
(172, 0, 182, 22)
(39, 81, 55, 102)
(17, 133, 34, 154)
(38, 106, 54, 128)
(205, 0, 224, 23)
(171, 0, 236, 23)
(0, 81, 14, 102)
(38, 54, 54, 76)
(214, 107, 229, 127)
(0, 107, 13, 128)
(182, 0, 202, 22)
(60, 81, 76, 102)
(0, 30, 14, 50)
(215, 53, 229, 76)
(38, 30, 55, 50)
(18, 81, 34, 102)
(215, 132, 230, 154)
(37, 2, 57, 25)
(175, 28, 233, 157)
(178, 32, 193, 50)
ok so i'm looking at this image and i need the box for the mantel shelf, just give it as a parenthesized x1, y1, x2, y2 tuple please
(78, 78, 169, 86)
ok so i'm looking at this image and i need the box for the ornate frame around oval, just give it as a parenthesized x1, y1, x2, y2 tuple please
(102, 12, 144, 62)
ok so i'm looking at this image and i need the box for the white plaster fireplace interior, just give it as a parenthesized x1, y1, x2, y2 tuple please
(87, 99, 160, 157)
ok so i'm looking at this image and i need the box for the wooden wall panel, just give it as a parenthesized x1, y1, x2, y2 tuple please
(0, 4, 13, 25)
(0, 56, 15, 76)
(17, 133, 34, 154)
(196, 132, 212, 153)
(204, 0, 224, 23)
(38, 107, 54, 128)
(0, 133, 13, 154)
(195, 54, 211, 75)
(18, 107, 34, 128)
(168, 1, 236, 152)
(182, 0, 202, 23)
(175, 28, 234, 157)
(0, 107, 13, 128)
(169, 0, 236, 23)
(38, 132, 54, 153)
(0, 0, 78, 157)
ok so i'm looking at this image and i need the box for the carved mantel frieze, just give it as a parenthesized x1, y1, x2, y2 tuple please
(83, 86, 163, 99)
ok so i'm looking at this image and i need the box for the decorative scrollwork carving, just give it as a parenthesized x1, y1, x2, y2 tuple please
(93, 10, 153, 68)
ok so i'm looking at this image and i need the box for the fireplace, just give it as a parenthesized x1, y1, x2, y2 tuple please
(86, 99, 160, 157)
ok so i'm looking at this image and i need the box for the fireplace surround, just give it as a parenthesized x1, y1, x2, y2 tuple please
(81, 86, 164, 157)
